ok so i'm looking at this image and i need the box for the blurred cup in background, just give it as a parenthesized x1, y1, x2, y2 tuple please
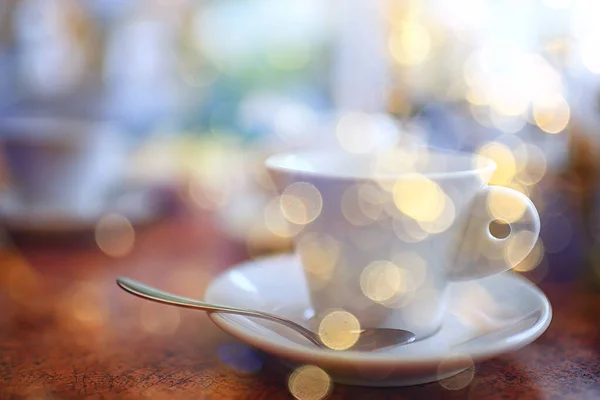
(0, 117, 127, 217)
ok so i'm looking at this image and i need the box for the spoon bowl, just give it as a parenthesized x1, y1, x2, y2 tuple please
(116, 277, 416, 351)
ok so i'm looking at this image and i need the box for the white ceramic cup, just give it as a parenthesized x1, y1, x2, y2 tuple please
(0, 117, 127, 216)
(266, 148, 541, 340)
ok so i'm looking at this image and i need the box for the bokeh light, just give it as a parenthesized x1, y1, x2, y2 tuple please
(513, 239, 545, 272)
(393, 174, 446, 222)
(288, 365, 332, 400)
(438, 355, 475, 390)
(389, 22, 431, 66)
(476, 142, 516, 185)
(297, 233, 340, 286)
(417, 193, 456, 234)
(392, 214, 429, 243)
(533, 95, 570, 134)
(490, 111, 526, 134)
(265, 196, 305, 238)
(469, 105, 493, 127)
(514, 143, 547, 186)
(95, 213, 135, 257)
(504, 230, 539, 268)
(280, 182, 323, 225)
(486, 189, 527, 223)
(360, 260, 405, 303)
(524, 256, 550, 283)
(341, 184, 385, 226)
(358, 184, 386, 221)
(465, 86, 488, 106)
(390, 251, 428, 292)
(318, 310, 361, 350)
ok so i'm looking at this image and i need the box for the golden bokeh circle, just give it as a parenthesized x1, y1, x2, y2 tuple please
(360, 260, 405, 303)
(288, 365, 332, 400)
(476, 142, 516, 185)
(514, 143, 547, 186)
(418, 194, 456, 234)
(393, 174, 446, 222)
(533, 96, 570, 134)
(297, 233, 340, 283)
(439, 366, 475, 390)
(513, 239, 545, 272)
(389, 22, 431, 65)
(504, 230, 538, 268)
(265, 196, 304, 238)
(391, 251, 428, 292)
(280, 182, 323, 225)
(486, 189, 527, 223)
(318, 311, 361, 351)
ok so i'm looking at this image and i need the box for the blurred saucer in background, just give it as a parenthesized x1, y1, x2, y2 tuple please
(0, 183, 165, 236)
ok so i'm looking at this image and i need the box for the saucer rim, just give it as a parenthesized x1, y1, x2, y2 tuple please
(205, 254, 553, 366)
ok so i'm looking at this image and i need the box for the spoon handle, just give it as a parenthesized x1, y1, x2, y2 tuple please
(116, 277, 321, 347)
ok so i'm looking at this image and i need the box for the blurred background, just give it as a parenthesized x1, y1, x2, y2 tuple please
(0, 0, 599, 288)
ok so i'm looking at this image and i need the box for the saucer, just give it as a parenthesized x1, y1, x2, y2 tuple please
(0, 184, 164, 235)
(205, 255, 552, 387)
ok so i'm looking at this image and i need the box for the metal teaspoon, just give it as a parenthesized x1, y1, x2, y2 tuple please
(116, 277, 416, 351)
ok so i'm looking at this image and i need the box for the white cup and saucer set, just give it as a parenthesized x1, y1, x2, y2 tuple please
(0, 117, 162, 235)
(204, 147, 552, 387)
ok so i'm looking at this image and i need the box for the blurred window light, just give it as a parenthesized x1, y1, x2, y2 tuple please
(194, 0, 325, 72)
(429, 0, 490, 31)
(464, 48, 564, 120)
(543, 0, 574, 9)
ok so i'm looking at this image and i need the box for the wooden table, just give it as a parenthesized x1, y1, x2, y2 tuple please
(1, 209, 599, 399)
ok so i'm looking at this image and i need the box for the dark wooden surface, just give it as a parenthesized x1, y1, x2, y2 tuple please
(0, 208, 599, 400)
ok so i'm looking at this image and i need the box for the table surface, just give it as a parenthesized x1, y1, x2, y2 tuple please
(1, 208, 599, 400)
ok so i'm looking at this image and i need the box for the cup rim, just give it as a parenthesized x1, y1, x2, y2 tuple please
(265, 147, 497, 181)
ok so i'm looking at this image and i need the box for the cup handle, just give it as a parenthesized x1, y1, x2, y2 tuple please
(448, 186, 541, 281)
